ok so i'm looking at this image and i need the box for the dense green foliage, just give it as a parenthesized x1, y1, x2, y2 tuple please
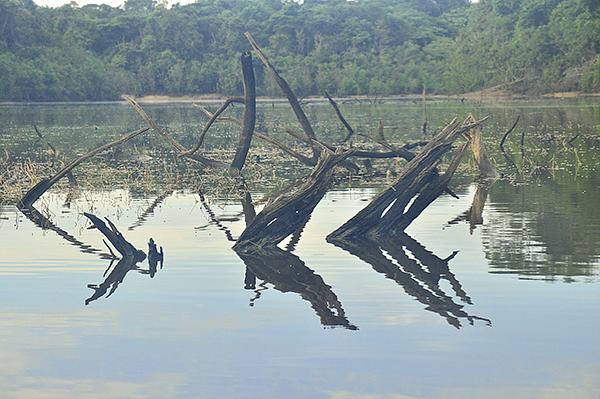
(0, 0, 598, 101)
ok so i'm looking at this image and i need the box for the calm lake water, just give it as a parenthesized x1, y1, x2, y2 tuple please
(1, 99, 600, 398)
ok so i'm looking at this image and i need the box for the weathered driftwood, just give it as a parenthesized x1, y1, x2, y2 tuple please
(230, 52, 257, 171)
(18, 127, 149, 208)
(328, 117, 485, 240)
(329, 232, 490, 329)
(234, 148, 353, 250)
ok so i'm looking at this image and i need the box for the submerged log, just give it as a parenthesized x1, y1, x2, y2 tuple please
(234, 148, 353, 250)
(328, 117, 485, 240)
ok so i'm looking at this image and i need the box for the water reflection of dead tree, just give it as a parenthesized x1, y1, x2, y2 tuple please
(465, 114, 498, 179)
(128, 190, 172, 231)
(447, 181, 495, 234)
(238, 247, 358, 330)
(197, 178, 356, 330)
(84, 213, 159, 304)
(329, 232, 490, 329)
(18, 205, 114, 259)
(86, 255, 141, 305)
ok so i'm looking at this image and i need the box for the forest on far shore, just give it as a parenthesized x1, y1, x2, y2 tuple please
(1, 0, 599, 101)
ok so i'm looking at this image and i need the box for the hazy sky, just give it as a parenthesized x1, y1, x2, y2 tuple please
(33, 0, 195, 7)
(34, 0, 478, 8)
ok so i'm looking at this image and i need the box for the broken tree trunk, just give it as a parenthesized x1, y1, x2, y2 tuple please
(230, 52, 257, 171)
(328, 117, 486, 240)
(18, 127, 149, 208)
(233, 147, 353, 250)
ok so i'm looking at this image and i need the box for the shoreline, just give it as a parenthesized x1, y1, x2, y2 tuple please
(1, 91, 600, 106)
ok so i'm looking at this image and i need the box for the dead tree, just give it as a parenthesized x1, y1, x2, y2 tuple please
(125, 53, 258, 172)
(123, 96, 227, 168)
(230, 52, 257, 171)
(18, 127, 149, 208)
(245, 32, 321, 161)
(233, 147, 353, 250)
(466, 113, 498, 179)
(328, 117, 486, 240)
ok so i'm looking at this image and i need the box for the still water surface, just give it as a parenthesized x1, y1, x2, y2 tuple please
(1, 100, 600, 398)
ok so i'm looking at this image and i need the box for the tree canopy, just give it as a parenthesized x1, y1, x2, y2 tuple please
(0, 0, 598, 101)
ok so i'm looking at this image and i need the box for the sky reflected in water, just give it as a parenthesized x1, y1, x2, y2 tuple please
(1, 182, 600, 399)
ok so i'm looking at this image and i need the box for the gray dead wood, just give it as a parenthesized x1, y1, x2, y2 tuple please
(233, 148, 353, 250)
(328, 117, 487, 240)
